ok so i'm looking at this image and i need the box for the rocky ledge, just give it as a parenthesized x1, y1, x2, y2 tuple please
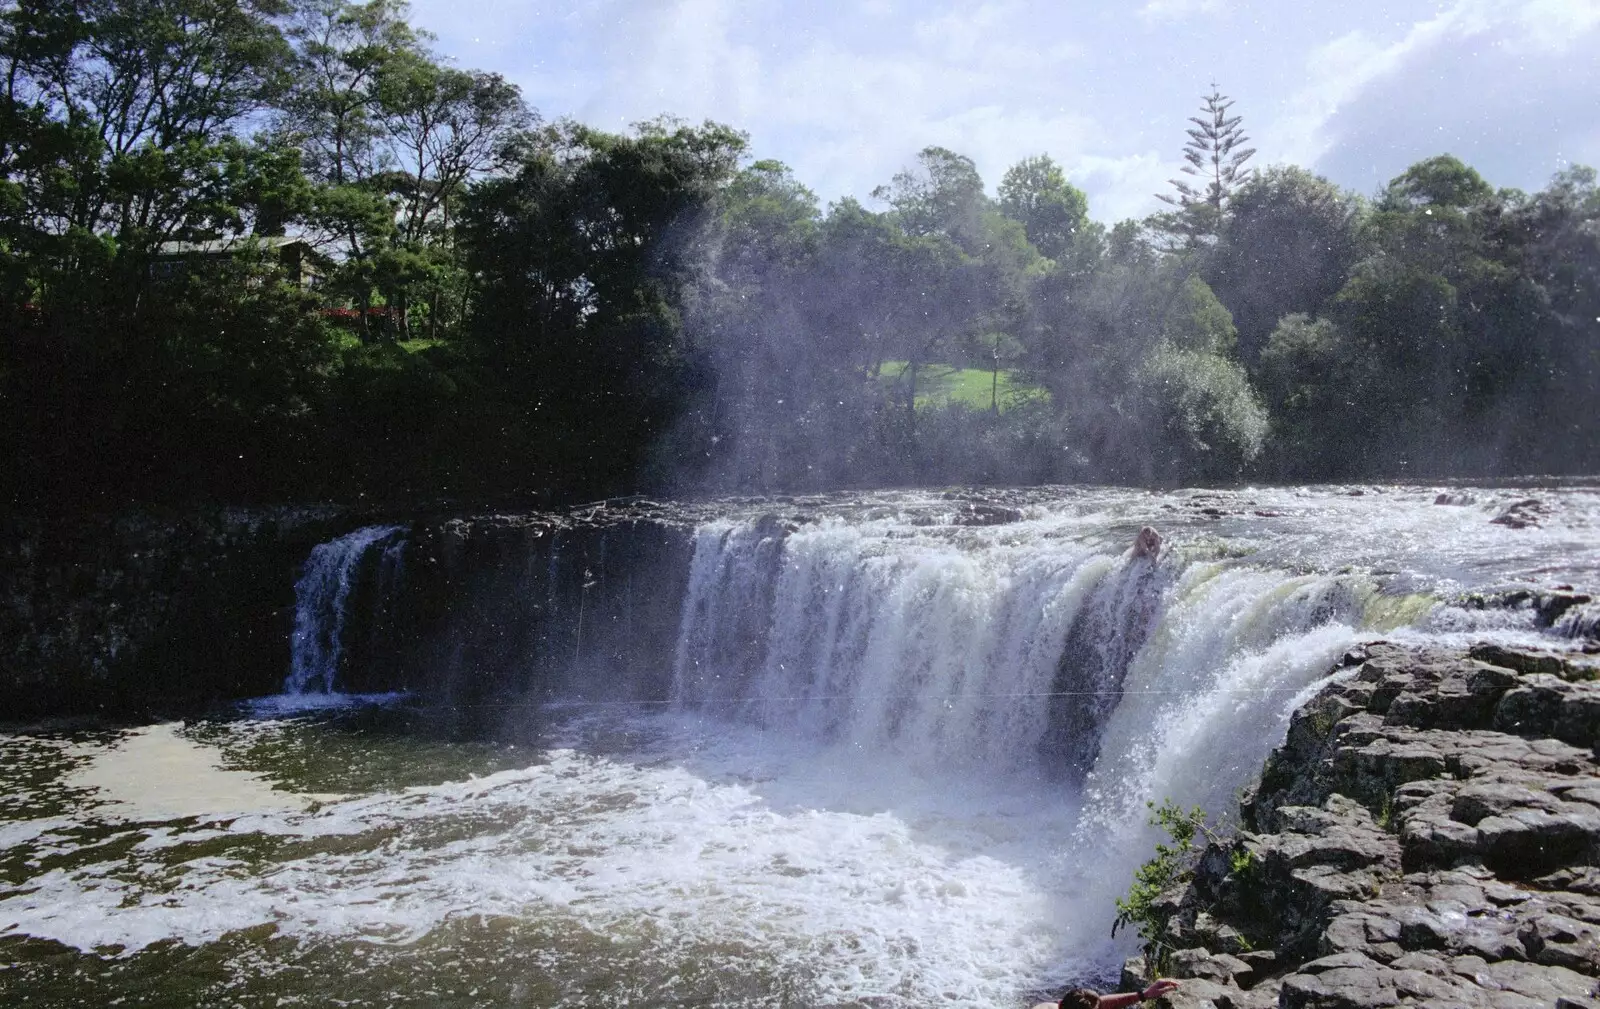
(1130, 640, 1600, 1009)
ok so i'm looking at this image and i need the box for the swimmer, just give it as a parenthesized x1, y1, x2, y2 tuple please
(1131, 526, 1163, 559)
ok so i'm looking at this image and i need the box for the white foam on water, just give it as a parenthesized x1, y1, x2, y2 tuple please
(1, 723, 1092, 1005)
(61, 722, 311, 821)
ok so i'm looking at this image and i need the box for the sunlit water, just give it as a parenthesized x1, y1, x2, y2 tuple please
(3, 484, 1597, 1007)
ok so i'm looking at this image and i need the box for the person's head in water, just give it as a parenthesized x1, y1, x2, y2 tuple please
(1132, 526, 1163, 559)
(1058, 989, 1100, 1009)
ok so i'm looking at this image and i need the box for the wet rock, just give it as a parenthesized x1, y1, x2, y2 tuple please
(1477, 807, 1600, 878)
(947, 501, 1024, 526)
(1491, 499, 1548, 529)
(1169, 948, 1254, 984)
(1452, 780, 1566, 825)
(1144, 641, 1600, 1009)
(1472, 642, 1600, 682)
(1280, 952, 1401, 1008)
(1519, 912, 1600, 972)
(1450, 956, 1599, 1005)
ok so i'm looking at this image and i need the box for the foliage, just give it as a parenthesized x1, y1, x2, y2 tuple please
(1157, 88, 1257, 213)
(1202, 166, 1362, 363)
(2, 8, 1598, 509)
(1114, 799, 1215, 946)
(998, 154, 1090, 261)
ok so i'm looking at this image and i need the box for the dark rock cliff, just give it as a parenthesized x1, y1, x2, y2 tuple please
(0, 501, 708, 723)
(0, 508, 351, 720)
(1130, 641, 1600, 1009)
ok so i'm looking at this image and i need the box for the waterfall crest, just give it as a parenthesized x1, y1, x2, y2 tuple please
(667, 512, 1366, 787)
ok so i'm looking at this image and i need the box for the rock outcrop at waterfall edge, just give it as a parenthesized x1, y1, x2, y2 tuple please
(1124, 641, 1600, 1009)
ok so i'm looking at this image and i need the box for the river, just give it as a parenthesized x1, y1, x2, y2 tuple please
(2, 484, 1597, 1007)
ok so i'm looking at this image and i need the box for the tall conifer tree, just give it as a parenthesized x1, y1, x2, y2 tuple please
(1157, 88, 1256, 212)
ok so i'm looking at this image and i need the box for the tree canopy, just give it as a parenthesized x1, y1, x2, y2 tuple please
(1, 15, 1596, 510)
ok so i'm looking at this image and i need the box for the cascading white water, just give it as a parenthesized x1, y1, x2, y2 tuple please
(661, 494, 1581, 974)
(670, 513, 1364, 789)
(285, 525, 406, 694)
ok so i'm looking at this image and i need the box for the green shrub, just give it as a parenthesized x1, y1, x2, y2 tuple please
(1113, 799, 1213, 945)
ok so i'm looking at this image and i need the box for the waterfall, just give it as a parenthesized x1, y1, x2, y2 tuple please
(668, 512, 1379, 792)
(286, 525, 406, 694)
(662, 508, 1392, 957)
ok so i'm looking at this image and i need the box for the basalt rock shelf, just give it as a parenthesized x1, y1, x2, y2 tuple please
(1133, 641, 1600, 1009)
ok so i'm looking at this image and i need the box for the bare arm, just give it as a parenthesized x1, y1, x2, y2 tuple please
(1099, 980, 1180, 1008)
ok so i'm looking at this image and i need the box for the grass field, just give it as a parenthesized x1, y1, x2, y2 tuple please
(877, 361, 1049, 412)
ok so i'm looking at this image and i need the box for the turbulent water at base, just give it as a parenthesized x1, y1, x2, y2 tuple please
(285, 525, 406, 695)
(3, 485, 1599, 1008)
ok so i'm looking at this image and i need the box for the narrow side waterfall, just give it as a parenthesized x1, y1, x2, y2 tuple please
(286, 525, 406, 694)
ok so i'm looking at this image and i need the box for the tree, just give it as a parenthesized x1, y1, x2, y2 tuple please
(282, 0, 424, 187)
(1133, 275, 1267, 481)
(1304, 155, 1553, 475)
(872, 145, 988, 250)
(1203, 166, 1362, 363)
(1157, 88, 1256, 213)
(1155, 88, 1256, 245)
(281, 0, 530, 339)
(1520, 166, 1600, 472)
(460, 118, 749, 496)
(1255, 313, 1360, 477)
(998, 154, 1090, 261)
(0, 0, 295, 256)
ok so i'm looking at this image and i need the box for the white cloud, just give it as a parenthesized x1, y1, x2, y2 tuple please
(1137, 0, 1224, 25)
(1511, 0, 1600, 50)
(1258, 0, 1600, 178)
(404, 0, 1600, 219)
(1288, 0, 1600, 194)
(1067, 152, 1173, 222)
(1260, 5, 1474, 169)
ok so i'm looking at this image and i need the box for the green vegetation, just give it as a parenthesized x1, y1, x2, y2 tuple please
(877, 361, 1049, 412)
(1, 4, 1597, 507)
(1114, 799, 1213, 945)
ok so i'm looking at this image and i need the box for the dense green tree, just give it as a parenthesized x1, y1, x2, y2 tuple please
(3, 19, 1598, 511)
(1321, 155, 1550, 474)
(1202, 166, 1362, 364)
(998, 154, 1091, 261)
(282, 0, 528, 338)
(873, 145, 988, 251)
(460, 118, 747, 496)
(2, 0, 294, 252)
(1519, 166, 1600, 471)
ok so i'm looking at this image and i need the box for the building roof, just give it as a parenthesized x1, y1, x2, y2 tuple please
(155, 236, 311, 256)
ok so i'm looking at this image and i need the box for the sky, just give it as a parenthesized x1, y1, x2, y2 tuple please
(405, 0, 1600, 222)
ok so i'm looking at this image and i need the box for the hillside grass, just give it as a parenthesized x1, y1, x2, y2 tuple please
(878, 361, 1050, 413)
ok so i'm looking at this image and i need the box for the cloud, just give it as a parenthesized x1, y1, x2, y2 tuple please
(1258, 4, 1478, 171)
(403, 0, 1600, 221)
(1273, 0, 1600, 194)
(1137, 0, 1225, 25)
(1067, 152, 1173, 222)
